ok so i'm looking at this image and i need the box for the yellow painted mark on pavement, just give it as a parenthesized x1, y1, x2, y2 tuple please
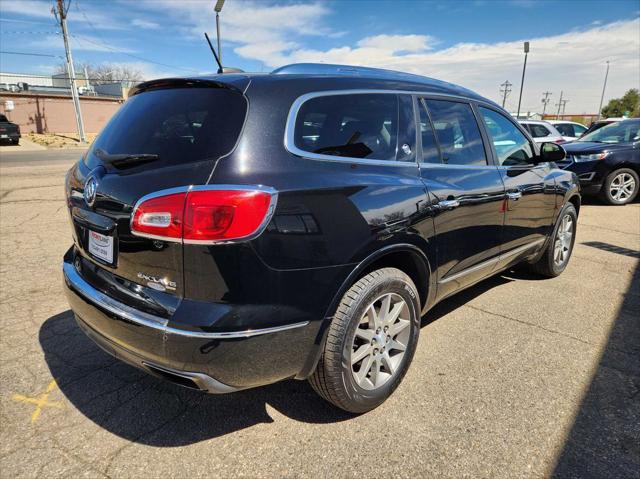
(12, 380, 63, 423)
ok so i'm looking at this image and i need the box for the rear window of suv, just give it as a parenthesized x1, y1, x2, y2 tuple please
(293, 93, 399, 161)
(85, 87, 247, 170)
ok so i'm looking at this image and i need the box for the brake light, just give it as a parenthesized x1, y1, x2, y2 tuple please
(131, 192, 185, 240)
(554, 139, 566, 144)
(131, 187, 276, 243)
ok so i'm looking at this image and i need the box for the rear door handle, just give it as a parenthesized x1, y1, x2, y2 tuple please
(438, 199, 460, 209)
(506, 191, 522, 200)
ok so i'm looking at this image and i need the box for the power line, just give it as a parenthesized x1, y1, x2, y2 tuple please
(499, 80, 512, 108)
(70, 33, 200, 73)
(0, 30, 60, 35)
(0, 50, 61, 58)
(72, 0, 199, 73)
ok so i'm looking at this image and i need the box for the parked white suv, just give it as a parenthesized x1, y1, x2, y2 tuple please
(519, 120, 565, 144)
(546, 120, 588, 142)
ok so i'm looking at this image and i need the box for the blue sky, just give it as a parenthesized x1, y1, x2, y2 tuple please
(1, 0, 639, 113)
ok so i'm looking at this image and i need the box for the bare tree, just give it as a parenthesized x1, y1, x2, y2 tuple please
(54, 62, 144, 86)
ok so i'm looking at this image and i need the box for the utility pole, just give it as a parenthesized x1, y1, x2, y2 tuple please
(54, 0, 86, 143)
(555, 90, 564, 119)
(516, 41, 529, 119)
(541, 91, 552, 117)
(499, 80, 512, 108)
(214, 0, 225, 66)
(597, 61, 610, 120)
(561, 99, 569, 117)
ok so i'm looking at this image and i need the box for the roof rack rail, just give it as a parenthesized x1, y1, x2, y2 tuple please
(271, 63, 430, 82)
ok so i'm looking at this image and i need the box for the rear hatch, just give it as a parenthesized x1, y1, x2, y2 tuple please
(66, 79, 248, 305)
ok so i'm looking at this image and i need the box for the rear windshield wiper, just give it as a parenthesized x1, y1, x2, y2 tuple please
(94, 147, 159, 165)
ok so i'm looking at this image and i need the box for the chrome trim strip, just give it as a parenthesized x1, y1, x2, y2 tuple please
(284, 89, 489, 167)
(64, 261, 309, 338)
(438, 238, 545, 284)
(65, 261, 169, 327)
(578, 172, 596, 181)
(129, 184, 278, 245)
(141, 362, 240, 394)
(419, 162, 496, 170)
(500, 238, 545, 260)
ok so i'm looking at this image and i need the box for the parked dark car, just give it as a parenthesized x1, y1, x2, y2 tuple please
(580, 117, 627, 138)
(63, 64, 580, 413)
(0, 114, 20, 144)
(560, 119, 639, 205)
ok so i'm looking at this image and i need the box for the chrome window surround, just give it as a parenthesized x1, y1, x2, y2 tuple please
(130, 184, 278, 245)
(64, 261, 309, 339)
(284, 89, 486, 167)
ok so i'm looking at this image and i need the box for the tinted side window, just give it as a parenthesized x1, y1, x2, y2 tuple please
(0, 114, 7, 122)
(294, 94, 399, 161)
(425, 99, 487, 166)
(480, 107, 534, 166)
(554, 123, 574, 137)
(573, 124, 587, 136)
(528, 124, 551, 138)
(418, 100, 441, 163)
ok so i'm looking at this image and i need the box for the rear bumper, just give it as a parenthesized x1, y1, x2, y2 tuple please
(63, 255, 318, 391)
(0, 132, 20, 141)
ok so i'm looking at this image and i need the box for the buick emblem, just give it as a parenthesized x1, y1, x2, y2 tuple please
(84, 177, 98, 207)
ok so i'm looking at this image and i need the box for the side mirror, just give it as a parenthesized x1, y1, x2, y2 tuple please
(539, 142, 566, 163)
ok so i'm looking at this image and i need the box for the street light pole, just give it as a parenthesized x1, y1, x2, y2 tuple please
(214, 0, 225, 67)
(597, 61, 610, 120)
(516, 41, 529, 119)
(55, 0, 86, 143)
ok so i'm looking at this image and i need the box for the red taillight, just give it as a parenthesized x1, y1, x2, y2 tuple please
(554, 139, 566, 144)
(131, 187, 276, 244)
(131, 192, 186, 240)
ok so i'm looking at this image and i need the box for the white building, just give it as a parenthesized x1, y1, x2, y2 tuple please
(0, 72, 53, 88)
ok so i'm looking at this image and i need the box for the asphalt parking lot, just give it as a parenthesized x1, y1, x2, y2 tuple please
(1, 151, 638, 478)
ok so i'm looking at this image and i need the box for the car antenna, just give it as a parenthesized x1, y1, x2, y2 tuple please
(204, 32, 224, 74)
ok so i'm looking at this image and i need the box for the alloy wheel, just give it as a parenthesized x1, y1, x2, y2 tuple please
(554, 214, 574, 267)
(350, 293, 411, 390)
(609, 172, 636, 202)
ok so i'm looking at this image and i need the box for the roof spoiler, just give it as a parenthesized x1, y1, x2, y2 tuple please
(129, 78, 243, 96)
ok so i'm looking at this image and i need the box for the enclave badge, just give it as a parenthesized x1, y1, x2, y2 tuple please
(84, 176, 98, 207)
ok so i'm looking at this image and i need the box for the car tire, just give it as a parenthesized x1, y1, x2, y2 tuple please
(529, 203, 577, 278)
(599, 168, 639, 205)
(309, 267, 420, 413)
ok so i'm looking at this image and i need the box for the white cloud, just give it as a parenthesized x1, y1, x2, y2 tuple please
(146, 0, 333, 64)
(131, 18, 160, 30)
(271, 19, 640, 113)
(0, 0, 53, 18)
(142, 1, 638, 112)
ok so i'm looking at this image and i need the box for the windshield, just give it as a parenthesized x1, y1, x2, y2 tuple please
(579, 120, 640, 143)
(85, 87, 247, 170)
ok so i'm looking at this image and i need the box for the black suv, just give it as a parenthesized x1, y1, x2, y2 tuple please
(0, 114, 21, 145)
(63, 64, 580, 413)
(560, 119, 639, 205)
